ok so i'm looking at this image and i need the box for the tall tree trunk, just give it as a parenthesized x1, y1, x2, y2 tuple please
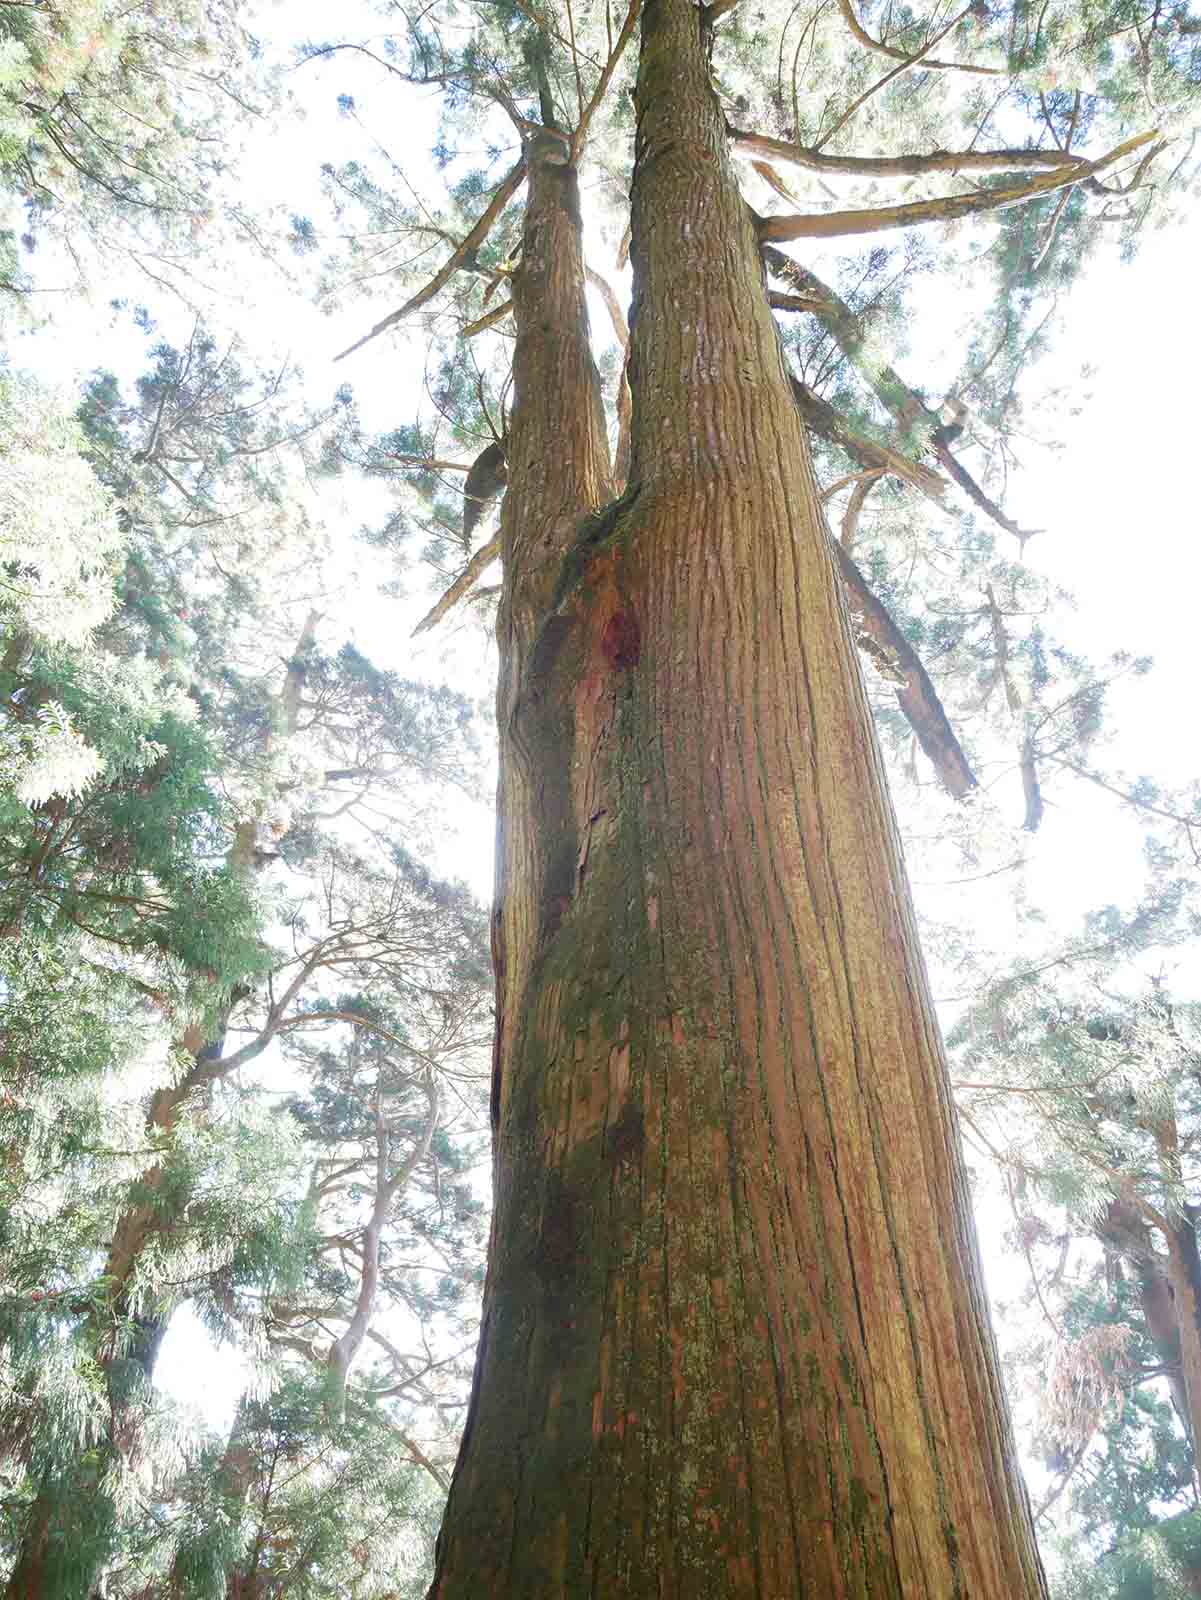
(1165, 1214, 1201, 1472)
(1099, 1198, 1196, 1446)
(428, 2, 1045, 1593)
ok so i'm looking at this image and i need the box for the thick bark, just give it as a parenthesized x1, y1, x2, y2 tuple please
(427, 2, 1045, 1594)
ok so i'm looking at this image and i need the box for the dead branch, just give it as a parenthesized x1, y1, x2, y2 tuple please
(758, 130, 1159, 241)
(335, 159, 527, 362)
(586, 264, 633, 486)
(463, 299, 514, 338)
(833, 542, 978, 798)
(834, 0, 1003, 74)
(790, 377, 946, 502)
(839, 471, 882, 550)
(767, 247, 1042, 544)
(412, 536, 501, 637)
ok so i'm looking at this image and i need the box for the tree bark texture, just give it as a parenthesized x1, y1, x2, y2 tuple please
(427, 2, 1046, 1594)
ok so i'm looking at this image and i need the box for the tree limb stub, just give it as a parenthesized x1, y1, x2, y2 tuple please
(769, 288, 828, 314)
(335, 159, 527, 362)
(758, 130, 1159, 241)
(833, 541, 979, 798)
(462, 439, 508, 540)
(463, 299, 514, 338)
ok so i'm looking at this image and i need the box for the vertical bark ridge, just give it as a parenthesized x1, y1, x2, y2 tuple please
(428, 2, 1045, 1593)
(617, 0, 1043, 1589)
(431, 137, 614, 1593)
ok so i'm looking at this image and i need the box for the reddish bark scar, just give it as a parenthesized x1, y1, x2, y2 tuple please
(600, 608, 641, 670)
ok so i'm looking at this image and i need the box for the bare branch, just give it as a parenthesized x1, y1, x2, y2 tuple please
(463, 299, 513, 338)
(335, 160, 527, 362)
(767, 247, 1042, 543)
(585, 264, 629, 349)
(730, 124, 1091, 179)
(834, 0, 1003, 75)
(789, 376, 946, 502)
(586, 264, 633, 484)
(758, 130, 1159, 241)
(412, 536, 501, 637)
(833, 542, 979, 799)
(375, 454, 474, 475)
(838, 471, 882, 550)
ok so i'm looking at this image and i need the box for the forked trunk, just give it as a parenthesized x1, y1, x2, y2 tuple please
(428, 2, 1045, 1592)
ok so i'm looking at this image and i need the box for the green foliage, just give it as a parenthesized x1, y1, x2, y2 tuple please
(2, 319, 490, 1594)
(0, 0, 283, 313)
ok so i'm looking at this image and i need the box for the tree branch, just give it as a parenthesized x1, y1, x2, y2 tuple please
(412, 536, 501, 637)
(586, 263, 632, 483)
(833, 0, 1003, 75)
(758, 130, 1159, 241)
(832, 542, 978, 798)
(462, 299, 514, 338)
(570, 0, 641, 159)
(335, 159, 527, 362)
(731, 124, 1091, 180)
(789, 376, 946, 502)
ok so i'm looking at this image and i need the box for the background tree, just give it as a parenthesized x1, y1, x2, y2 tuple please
(0, 332, 492, 1598)
(951, 968, 1201, 1597)
(0, 0, 291, 316)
